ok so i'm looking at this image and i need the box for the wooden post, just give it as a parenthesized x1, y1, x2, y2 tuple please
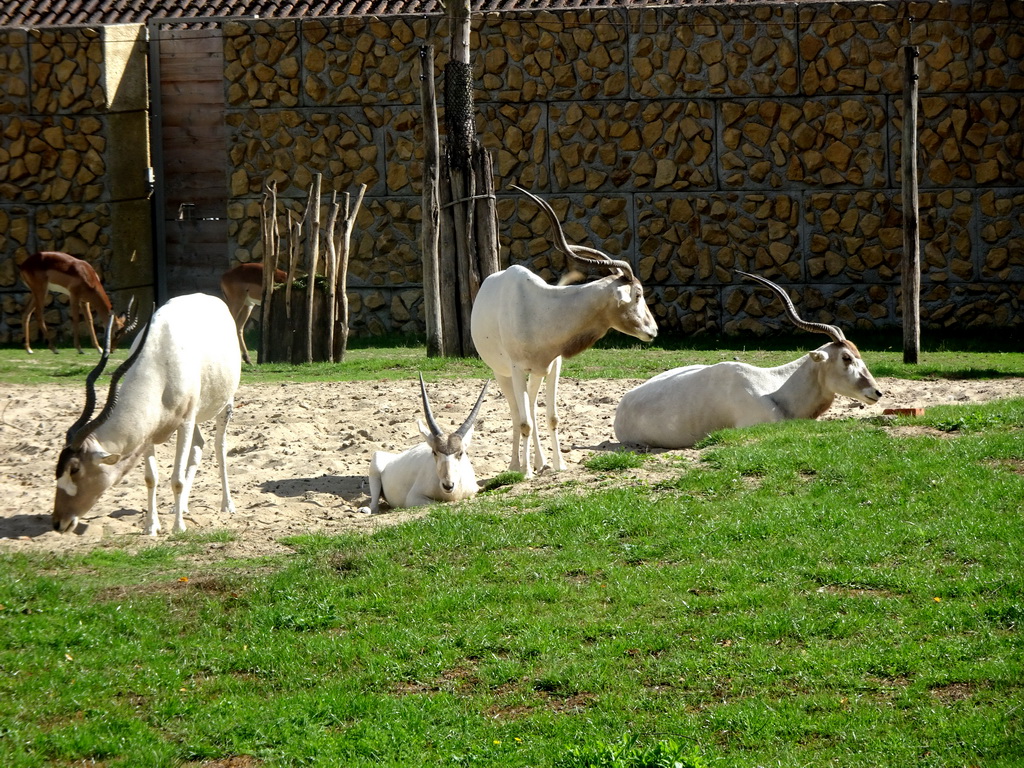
(438, 173, 461, 355)
(420, 45, 443, 358)
(450, 168, 477, 356)
(473, 145, 501, 280)
(304, 174, 322, 364)
(333, 183, 365, 363)
(285, 211, 299, 363)
(258, 181, 278, 364)
(901, 45, 921, 365)
(325, 191, 340, 363)
(447, 0, 476, 356)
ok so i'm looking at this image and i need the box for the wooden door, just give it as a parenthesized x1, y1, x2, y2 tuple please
(150, 23, 229, 300)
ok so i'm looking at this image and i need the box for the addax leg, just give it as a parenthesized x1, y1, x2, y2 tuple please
(525, 372, 547, 473)
(544, 356, 565, 472)
(170, 418, 202, 533)
(143, 445, 160, 536)
(214, 403, 235, 516)
(358, 452, 388, 514)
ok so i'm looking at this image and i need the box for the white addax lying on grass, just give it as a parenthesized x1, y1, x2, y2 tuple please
(614, 271, 883, 449)
(53, 293, 241, 535)
(359, 376, 490, 514)
(470, 185, 658, 478)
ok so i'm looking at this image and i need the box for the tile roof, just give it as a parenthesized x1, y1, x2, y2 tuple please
(3, 0, 802, 28)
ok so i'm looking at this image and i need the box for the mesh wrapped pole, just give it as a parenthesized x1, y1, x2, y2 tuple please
(444, 60, 474, 174)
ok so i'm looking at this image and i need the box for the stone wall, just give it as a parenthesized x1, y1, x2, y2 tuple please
(0, 24, 153, 346)
(1, 1, 1021, 344)
(222, 0, 1024, 338)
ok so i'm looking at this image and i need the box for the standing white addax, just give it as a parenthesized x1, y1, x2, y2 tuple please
(471, 186, 658, 478)
(360, 375, 490, 514)
(53, 293, 242, 535)
(614, 271, 883, 449)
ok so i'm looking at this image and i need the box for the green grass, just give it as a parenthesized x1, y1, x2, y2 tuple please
(2, 396, 1023, 766)
(583, 449, 649, 472)
(481, 470, 526, 492)
(3, 329, 1024, 386)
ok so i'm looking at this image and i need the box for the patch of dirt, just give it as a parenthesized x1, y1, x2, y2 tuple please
(1, 376, 1021, 558)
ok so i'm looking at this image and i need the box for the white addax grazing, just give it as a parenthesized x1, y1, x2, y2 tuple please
(614, 271, 883, 449)
(471, 186, 658, 478)
(360, 376, 489, 514)
(53, 293, 242, 535)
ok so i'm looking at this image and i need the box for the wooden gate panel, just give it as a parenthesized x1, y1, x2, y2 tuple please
(153, 25, 230, 299)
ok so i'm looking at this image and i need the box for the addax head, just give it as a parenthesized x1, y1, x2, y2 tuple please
(737, 270, 882, 406)
(54, 309, 149, 532)
(512, 184, 658, 343)
(418, 374, 489, 496)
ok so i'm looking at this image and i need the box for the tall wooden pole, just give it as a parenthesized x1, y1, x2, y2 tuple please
(334, 183, 365, 363)
(901, 45, 921, 365)
(420, 45, 443, 358)
(304, 174, 322, 364)
(285, 212, 299, 363)
(473, 146, 501, 279)
(325, 191, 340, 362)
(445, 0, 476, 356)
(258, 181, 278, 364)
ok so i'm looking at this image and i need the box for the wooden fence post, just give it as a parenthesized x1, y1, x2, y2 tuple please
(285, 211, 299, 363)
(304, 174, 322, 364)
(473, 146, 500, 279)
(420, 45, 444, 358)
(258, 181, 278, 364)
(333, 183, 365, 362)
(902, 45, 921, 365)
(325, 191, 340, 362)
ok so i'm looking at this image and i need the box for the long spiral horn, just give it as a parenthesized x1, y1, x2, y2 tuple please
(419, 373, 443, 438)
(70, 303, 155, 449)
(111, 296, 139, 349)
(64, 313, 116, 446)
(511, 185, 635, 281)
(736, 271, 845, 342)
(454, 380, 490, 440)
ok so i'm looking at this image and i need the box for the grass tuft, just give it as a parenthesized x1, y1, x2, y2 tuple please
(481, 470, 525, 491)
(556, 735, 707, 768)
(584, 450, 648, 471)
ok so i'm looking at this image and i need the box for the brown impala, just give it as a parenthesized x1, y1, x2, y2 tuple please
(19, 251, 124, 354)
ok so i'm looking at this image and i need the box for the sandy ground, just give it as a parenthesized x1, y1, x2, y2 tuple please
(1, 374, 1020, 558)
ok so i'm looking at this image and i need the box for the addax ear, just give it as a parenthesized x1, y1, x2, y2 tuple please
(82, 443, 120, 465)
(417, 419, 433, 442)
(614, 283, 633, 306)
(809, 350, 828, 363)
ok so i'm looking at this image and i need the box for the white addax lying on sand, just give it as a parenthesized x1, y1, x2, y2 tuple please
(614, 271, 883, 449)
(471, 185, 658, 478)
(360, 376, 490, 514)
(53, 293, 241, 535)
